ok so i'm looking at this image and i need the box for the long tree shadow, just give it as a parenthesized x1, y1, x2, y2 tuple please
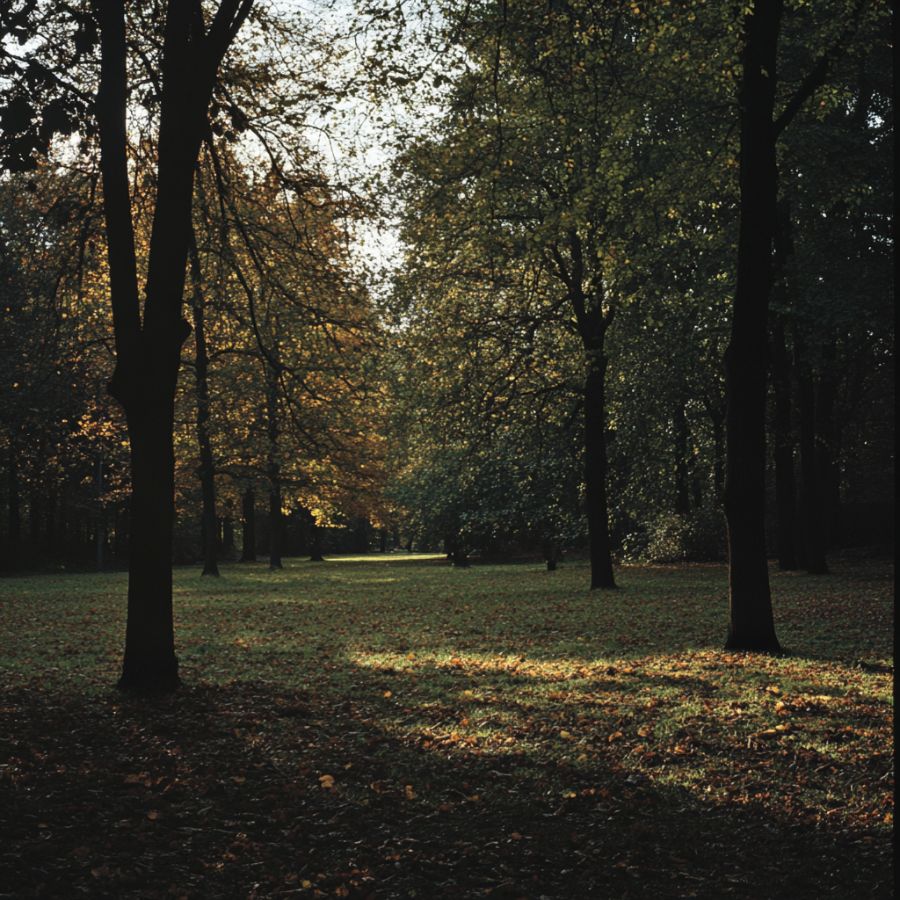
(1, 673, 891, 899)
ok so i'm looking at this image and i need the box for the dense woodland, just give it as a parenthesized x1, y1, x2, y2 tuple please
(0, 1, 893, 679)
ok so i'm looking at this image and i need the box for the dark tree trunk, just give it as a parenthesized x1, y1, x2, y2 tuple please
(43, 489, 56, 553)
(95, 455, 105, 573)
(711, 410, 725, 499)
(772, 316, 798, 570)
(723, 0, 782, 652)
(794, 335, 828, 574)
(584, 355, 616, 589)
(29, 489, 41, 548)
(7, 441, 20, 556)
(550, 230, 615, 590)
(544, 537, 558, 571)
(222, 512, 235, 559)
(268, 485, 283, 570)
(118, 402, 180, 689)
(309, 520, 325, 561)
(673, 400, 691, 515)
(816, 344, 841, 548)
(379, 528, 388, 552)
(188, 230, 219, 576)
(240, 487, 257, 562)
(265, 366, 283, 570)
(93, 0, 254, 691)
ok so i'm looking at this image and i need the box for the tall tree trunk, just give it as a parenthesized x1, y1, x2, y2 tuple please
(723, 0, 782, 652)
(188, 231, 219, 576)
(673, 400, 691, 515)
(265, 365, 283, 570)
(94, 0, 254, 691)
(584, 352, 616, 589)
(794, 334, 828, 574)
(550, 231, 615, 590)
(240, 487, 257, 562)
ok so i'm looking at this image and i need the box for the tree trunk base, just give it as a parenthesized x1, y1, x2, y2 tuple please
(117, 660, 181, 693)
(590, 575, 617, 590)
(723, 635, 783, 654)
(202, 565, 220, 576)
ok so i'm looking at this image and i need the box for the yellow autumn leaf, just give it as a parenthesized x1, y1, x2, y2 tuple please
(318, 774, 335, 789)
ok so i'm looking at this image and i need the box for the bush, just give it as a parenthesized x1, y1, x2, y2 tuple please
(645, 507, 726, 563)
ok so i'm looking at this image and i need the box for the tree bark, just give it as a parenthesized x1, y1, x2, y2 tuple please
(723, 0, 782, 652)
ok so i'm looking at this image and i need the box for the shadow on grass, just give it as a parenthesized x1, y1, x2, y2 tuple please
(0, 674, 891, 899)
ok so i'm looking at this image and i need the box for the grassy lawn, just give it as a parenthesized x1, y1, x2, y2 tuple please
(0, 556, 893, 898)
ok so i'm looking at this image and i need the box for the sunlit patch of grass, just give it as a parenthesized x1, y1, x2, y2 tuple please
(0, 555, 893, 896)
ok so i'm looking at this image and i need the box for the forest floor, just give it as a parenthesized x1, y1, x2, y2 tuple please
(0, 555, 893, 899)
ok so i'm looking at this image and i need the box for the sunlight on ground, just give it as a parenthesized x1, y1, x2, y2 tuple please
(322, 552, 446, 563)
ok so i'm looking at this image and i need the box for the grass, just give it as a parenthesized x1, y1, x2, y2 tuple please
(0, 555, 893, 898)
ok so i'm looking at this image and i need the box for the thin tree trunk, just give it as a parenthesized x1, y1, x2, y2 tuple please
(723, 0, 782, 652)
(710, 409, 725, 499)
(794, 334, 828, 574)
(772, 315, 798, 570)
(265, 365, 283, 570)
(188, 230, 219, 576)
(673, 400, 691, 515)
(584, 354, 616, 589)
(240, 487, 256, 562)
(816, 343, 841, 548)
(6, 440, 20, 568)
(95, 455, 105, 572)
(309, 519, 324, 562)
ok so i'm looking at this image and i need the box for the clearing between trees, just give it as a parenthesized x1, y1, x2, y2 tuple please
(0, 556, 892, 898)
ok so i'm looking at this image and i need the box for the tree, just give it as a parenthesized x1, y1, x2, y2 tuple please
(723, 0, 872, 650)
